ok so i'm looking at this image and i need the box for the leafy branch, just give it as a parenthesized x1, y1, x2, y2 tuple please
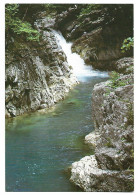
(5, 4, 40, 42)
(121, 37, 134, 53)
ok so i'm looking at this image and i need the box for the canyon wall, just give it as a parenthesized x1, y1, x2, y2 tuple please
(5, 17, 77, 117)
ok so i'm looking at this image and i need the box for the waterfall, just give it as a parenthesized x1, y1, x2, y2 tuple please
(53, 31, 108, 81)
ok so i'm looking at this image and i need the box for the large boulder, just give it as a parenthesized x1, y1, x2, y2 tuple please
(70, 155, 134, 192)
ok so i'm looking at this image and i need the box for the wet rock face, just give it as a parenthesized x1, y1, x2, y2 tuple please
(55, 6, 81, 39)
(5, 18, 77, 117)
(71, 27, 125, 70)
(55, 6, 133, 70)
(70, 57, 134, 192)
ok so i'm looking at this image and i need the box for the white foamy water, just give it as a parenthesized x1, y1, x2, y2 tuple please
(53, 31, 108, 81)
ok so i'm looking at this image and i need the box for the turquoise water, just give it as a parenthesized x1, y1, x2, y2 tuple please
(6, 76, 108, 192)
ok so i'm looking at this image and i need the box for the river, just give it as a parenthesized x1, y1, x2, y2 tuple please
(6, 31, 108, 192)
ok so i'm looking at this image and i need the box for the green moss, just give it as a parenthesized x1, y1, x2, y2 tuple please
(121, 137, 126, 141)
(104, 88, 111, 96)
(107, 71, 130, 89)
(104, 138, 114, 148)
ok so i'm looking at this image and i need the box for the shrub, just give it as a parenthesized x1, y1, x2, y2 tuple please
(121, 37, 134, 53)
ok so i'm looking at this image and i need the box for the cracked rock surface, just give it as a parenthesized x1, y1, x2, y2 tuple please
(5, 17, 77, 117)
(70, 57, 134, 192)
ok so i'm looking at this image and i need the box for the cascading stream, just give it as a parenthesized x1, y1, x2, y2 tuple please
(53, 31, 108, 81)
(6, 30, 109, 192)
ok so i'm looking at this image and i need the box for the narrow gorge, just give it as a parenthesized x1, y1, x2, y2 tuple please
(5, 4, 134, 192)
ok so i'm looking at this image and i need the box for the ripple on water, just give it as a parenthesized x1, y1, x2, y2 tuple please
(6, 76, 108, 192)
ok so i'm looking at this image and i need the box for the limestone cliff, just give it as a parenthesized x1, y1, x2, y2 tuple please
(70, 57, 134, 192)
(5, 17, 77, 117)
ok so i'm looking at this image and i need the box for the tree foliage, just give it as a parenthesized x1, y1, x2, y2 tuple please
(5, 4, 75, 42)
(5, 4, 40, 42)
(121, 37, 134, 53)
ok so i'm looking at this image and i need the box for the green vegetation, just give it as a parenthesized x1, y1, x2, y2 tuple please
(104, 88, 111, 96)
(107, 71, 120, 88)
(6, 4, 133, 44)
(121, 37, 134, 53)
(104, 138, 114, 148)
(121, 137, 126, 141)
(78, 4, 102, 18)
(5, 4, 40, 42)
(5, 4, 77, 43)
(107, 71, 128, 89)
